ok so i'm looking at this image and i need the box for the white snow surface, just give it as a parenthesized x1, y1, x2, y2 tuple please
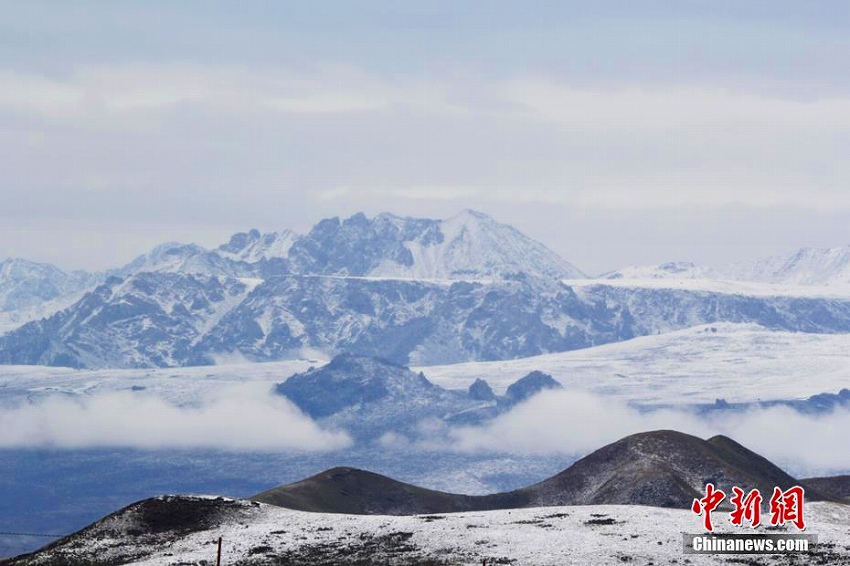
(605, 246, 850, 288)
(77, 498, 850, 565)
(0, 290, 86, 335)
(0, 359, 319, 408)
(418, 323, 850, 404)
(216, 230, 298, 263)
(0, 323, 847, 409)
(565, 277, 850, 298)
(369, 210, 586, 280)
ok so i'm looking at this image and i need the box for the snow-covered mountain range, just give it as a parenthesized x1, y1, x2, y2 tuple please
(0, 210, 848, 369)
(3, 270, 850, 369)
(108, 209, 585, 282)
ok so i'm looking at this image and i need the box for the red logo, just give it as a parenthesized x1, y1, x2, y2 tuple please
(691, 483, 726, 532)
(769, 486, 806, 530)
(729, 487, 763, 528)
(692, 484, 806, 532)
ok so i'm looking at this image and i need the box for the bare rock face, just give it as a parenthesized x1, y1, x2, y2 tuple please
(274, 354, 561, 440)
(468, 378, 496, 401)
(503, 371, 562, 405)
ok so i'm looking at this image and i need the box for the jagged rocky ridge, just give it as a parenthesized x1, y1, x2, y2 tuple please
(644, 388, 850, 416)
(275, 354, 561, 440)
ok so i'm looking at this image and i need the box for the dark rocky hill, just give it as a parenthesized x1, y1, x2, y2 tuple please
(802, 475, 850, 503)
(252, 430, 837, 514)
(515, 430, 832, 508)
(274, 354, 561, 440)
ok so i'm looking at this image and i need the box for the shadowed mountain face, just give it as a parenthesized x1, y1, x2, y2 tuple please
(802, 476, 850, 503)
(276, 353, 441, 420)
(516, 430, 831, 508)
(251, 467, 516, 515)
(274, 354, 561, 440)
(251, 430, 836, 514)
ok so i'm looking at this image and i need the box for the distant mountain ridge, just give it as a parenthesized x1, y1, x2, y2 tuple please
(107, 209, 585, 282)
(606, 245, 850, 286)
(291, 210, 585, 280)
(2, 211, 850, 369)
(3, 270, 850, 368)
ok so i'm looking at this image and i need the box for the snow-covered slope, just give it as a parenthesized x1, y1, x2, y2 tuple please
(287, 210, 585, 280)
(0, 290, 88, 336)
(420, 322, 850, 404)
(0, 258, 96, 312)
(0, 273, 261, 368)
(10, 495, 849, 565)
(604, 262, 716, 281)
(745, 246, 850, 286)
(606, 246, 850, 287)
(0, 323, 847, 415)
(369, 209, 585, 280)
(215, 228, 298, 263)
(110, 242, 256, 279)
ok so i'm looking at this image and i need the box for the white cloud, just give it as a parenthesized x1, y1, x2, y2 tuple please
(447, 390, 707, 455)
(0, 388, 351, 451)
(502, 79, 850, 134)
(0, 66, 460, 125)
(446, 389, 850, 475)
(707, 406, 850, 475)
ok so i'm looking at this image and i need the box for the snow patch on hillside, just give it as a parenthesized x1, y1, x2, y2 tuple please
(37, 498, 850, 566)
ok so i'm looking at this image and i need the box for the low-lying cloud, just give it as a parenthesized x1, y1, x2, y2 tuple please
(0, 386, 351, 451)
(446, 389, 850, 476)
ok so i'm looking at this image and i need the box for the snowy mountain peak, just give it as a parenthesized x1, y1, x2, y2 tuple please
(117, 242, 207, 274)
(275, 354, 436, 419)
(302, 210, 584, 279)
(216, 229, 298, 263)
(750, 245, 850, 286)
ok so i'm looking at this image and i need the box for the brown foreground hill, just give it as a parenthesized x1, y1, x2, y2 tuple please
(252, 429, 837, 513)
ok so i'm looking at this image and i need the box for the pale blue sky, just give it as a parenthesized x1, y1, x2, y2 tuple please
(1, 1, 847, 274)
